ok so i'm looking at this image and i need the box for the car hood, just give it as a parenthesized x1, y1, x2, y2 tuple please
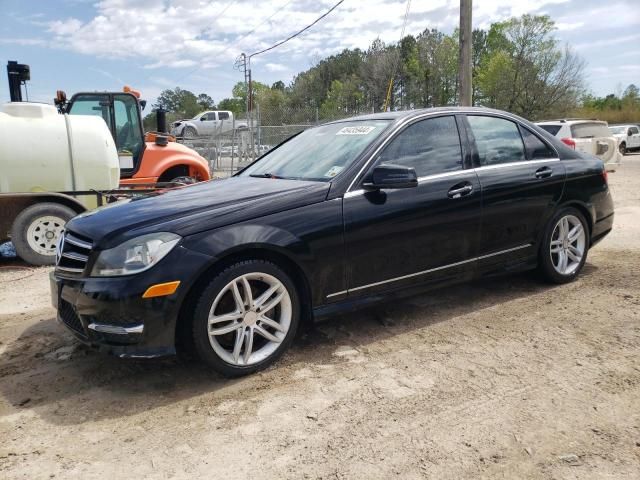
(67, 177, 331, 249)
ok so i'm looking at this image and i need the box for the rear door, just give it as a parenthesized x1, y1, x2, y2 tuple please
(628, 126, 640, 149)
(465, 114, 566, 272)
(342, 115, 482, 298)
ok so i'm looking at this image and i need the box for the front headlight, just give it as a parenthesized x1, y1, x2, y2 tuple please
(91, 232, 181, 276)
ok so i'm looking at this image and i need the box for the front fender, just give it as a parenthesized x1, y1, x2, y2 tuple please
(134, 143, 210, 181)
(185, 223, 308, 264)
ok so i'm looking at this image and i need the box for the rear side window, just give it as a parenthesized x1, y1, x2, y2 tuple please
(571, 122, 610, 138)
(218, 111, 230, 120)
(538, 124, 561, 136)
(467, 116, 526, 166)
(377, 116, 463, 177)
(520, 127, 556, 159)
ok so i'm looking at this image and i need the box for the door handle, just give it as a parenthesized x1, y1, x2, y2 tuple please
(535, 167, 553, 179)
(447, 184, 473, 199)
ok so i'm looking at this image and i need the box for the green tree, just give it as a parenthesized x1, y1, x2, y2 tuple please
(197, 93, 216, 110)
(476, 15, 585, 118)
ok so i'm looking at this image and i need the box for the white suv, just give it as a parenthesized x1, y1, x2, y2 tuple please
(609, 124, 640, 155)
(536, 119, 621, 170)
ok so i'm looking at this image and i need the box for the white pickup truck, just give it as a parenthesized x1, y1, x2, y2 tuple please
(536, 119, 621, 171)
(170, 110, 252, 138)
(609, 124, 640, 155)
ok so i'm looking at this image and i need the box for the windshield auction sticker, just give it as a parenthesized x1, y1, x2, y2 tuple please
(336, 126, 377, 135)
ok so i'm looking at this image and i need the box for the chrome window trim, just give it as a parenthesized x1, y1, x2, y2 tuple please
(326, 244, 531, 298)
(345, 109, 561, 194)
(473, 158, 560, 172)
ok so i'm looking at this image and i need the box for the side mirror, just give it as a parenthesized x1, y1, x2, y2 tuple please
(200, 117, 207, 121)
(363, 164, 418, 190)
(628, 129, 633, 136)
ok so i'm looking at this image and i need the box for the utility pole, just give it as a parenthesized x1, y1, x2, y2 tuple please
(458, 0, 472, 106)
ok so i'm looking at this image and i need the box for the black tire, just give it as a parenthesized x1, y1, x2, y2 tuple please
(537, 207, 589, 284)
(169, 176, 197, 185)
(11, 202, 76, 266)
(619, 142, 627, 155)
(183, 126, 197, 138)
(192, 260, 300, 377)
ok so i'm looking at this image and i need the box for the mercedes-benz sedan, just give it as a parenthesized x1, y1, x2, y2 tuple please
(52, 107, 614, 376)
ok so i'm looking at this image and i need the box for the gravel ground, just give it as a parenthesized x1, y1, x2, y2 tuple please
(1, 155, 639, 479)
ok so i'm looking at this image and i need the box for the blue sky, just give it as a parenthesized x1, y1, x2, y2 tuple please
(1, 0, 638, 108)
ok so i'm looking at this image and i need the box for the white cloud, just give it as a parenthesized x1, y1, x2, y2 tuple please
(33, 0, 581, 71)
(575, 33, 640, 50)
(265, 62, 289, 72)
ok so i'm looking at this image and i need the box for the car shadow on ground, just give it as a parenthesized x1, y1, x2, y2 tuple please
(0, 265, 598, 426)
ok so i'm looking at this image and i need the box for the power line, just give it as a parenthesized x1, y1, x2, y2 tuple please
(248, 0, 345, 60)
(383, 0, 412, 111)
(174, 0, 295, 84)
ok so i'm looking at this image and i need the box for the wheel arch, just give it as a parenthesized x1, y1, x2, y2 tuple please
(174, 245, 314, 355)
(0, 193, 86, 240)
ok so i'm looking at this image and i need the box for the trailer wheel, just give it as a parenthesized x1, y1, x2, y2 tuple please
(11, 203, 76, 266)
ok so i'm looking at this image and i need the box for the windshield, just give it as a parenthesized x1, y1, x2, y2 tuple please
(609, 126, 626, 134)
(239, 120, 391, 181)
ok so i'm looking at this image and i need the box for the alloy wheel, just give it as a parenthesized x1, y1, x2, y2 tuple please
(207, 272, 292, 366)
(549, 214, 586, 275)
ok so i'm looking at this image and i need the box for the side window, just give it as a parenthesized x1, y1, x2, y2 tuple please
(68, 94, 110, 127)
(113, 95, 143, 164)
(376, 116, 463, 177)
(630, 126, 639, 135)
(520, 127, 556, 159)
(467, 116, 526, 166)
(205, 112, 217, 121)
(218, 111, 230, 120)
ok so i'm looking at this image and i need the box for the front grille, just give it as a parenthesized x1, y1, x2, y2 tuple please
(59, 299, 85, 337)
(55, 231, 93, 276)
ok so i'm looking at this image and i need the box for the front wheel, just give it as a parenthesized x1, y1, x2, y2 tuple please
(538, 208, 589, 284)
(11, 202, 76, 266)
(183, 126, 197, 138)
(192, 260, 300, 377)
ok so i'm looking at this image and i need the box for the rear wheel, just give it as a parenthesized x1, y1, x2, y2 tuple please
(538, 207, 589, 284)
(11, 203, 76, 266)
(192, 260, 300, 377)
(619, 142, 627, 155)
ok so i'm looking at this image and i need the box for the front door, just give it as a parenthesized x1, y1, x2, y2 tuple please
(343, 115, 482, 298)
(465, 114, 566, 271)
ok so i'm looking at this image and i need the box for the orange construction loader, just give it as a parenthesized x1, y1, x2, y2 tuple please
(55, 86, 210, 186)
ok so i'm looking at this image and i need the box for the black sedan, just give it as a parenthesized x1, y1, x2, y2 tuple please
(51, 107, 614, 376)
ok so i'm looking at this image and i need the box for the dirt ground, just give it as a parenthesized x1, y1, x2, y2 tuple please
(1, 155, 639, 480)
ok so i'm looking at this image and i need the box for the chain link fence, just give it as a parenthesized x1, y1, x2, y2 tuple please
(176, 105, 371, 178)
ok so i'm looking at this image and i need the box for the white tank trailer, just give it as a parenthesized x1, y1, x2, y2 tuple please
(0, 102, 120, 265)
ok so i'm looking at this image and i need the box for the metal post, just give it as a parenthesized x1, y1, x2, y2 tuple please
(458, 0, 472, 106)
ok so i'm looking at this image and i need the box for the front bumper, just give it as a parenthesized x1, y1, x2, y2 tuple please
(50, 245, 212, 358)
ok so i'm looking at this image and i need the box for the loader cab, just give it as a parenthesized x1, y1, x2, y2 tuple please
(65, 92, 144, 178)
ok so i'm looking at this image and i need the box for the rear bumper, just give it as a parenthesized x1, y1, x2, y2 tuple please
(591, 212, 614, 247)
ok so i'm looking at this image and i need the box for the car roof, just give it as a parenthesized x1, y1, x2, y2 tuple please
(536, 119, 607, 125)
(328, 106, 527, 124)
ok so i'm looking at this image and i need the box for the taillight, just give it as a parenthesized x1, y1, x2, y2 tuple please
(602, 170, 608, 185)
(561, 137, 576, 149)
